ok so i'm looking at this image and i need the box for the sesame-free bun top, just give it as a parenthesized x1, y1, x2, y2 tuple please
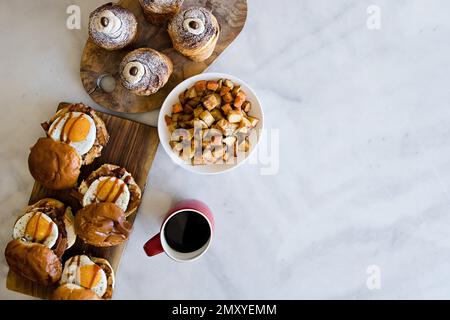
(75, 202, 131, 247)
(52, 284, 101, 300)
(4, 239, 62, 285)
(28, 137, 81, 190)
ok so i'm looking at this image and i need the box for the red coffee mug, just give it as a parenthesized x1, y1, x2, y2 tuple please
(143, 199, 214, 262)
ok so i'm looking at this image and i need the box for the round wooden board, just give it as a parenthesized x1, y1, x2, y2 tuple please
(80, 0, 248, 113)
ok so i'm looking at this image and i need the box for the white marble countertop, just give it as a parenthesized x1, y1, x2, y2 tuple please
(1, 0, 450, 299)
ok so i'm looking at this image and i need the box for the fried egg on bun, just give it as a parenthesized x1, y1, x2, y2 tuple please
(56, 255, 115, 300)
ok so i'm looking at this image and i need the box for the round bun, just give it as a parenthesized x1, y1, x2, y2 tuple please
(78, 164, 141, 217)
(52, 284, 101, 300)
(28, 138, 81, 190)
(75, 203, 131, 247)
(89, 3, 137, 50)
(43, 103, 109, 165)
(119, 48, 173, 96)
(168, 7, 220, 62)
(5, 239, 62, 285)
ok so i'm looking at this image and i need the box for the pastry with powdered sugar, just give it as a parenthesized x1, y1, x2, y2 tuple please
(119, 48, 173, 96)
(168, 6, 220, 62)
(88, 3, 137, 51)
(139, 0, 184, 25)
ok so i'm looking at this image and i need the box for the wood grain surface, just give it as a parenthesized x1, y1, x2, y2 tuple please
(80, 0, 248, 113)
(6, 102, 160, 299)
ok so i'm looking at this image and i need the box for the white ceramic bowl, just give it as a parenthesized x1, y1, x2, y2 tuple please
(158, 72, 264, 174)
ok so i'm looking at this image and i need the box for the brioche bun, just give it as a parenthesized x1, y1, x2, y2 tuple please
(28, 138, 81, 190)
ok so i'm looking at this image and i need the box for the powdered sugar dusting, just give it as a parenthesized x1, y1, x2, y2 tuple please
(168, 7, 218, 49)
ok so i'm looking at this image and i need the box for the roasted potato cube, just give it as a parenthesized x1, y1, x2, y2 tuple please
(199, 110, 215, 127)
(227, 110, 243, 123)
(194, 80, 207, 94)
(164, 115, 172, 126)
(203, 128, 222, 146)
(203, 93, 221, 111)
(215, 119, 234, 136)
(210, 108, 224, 121)
(217, 79, 223, 91)
(220, 86, 231, 96)
(234, 91, 246, 109)
(167, 122, 178, 132)
(206, 80, 219, 91)
(183, 104, 194, 114)
(221, 103, 233, 115)
(223, 92, 233, 103)
(193, 106, 204, 118)
(171, 113, 181, 122)
(247, 116, 260, 127)
(212, 146, 225, 160)
(180, 114, 194, 122)
(223, 136, 237, 146)
(172, 103, 183, 114)
(242, 101, 251, 113)
(224, 79, 234, 89)
(193, 119, 208, 129)
(186, 86, 197, 99)
(240, 117, 253, 129)
(179, 90, 187, 104)
(231, 85, 241, 97)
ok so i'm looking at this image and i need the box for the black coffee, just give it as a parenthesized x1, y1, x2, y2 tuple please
(164, 211, 211, 253)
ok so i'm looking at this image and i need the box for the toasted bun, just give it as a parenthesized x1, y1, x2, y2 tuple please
(91, 257, 115, 299)
(43, 103, 109, 165)
(22, 198, 76, 254)
(28, 138, 81, 190)
(52, 284, 101, 300)
(74, 203, 131, 247)
(5, 239, 62, 285)
(78, 164, 141, 217)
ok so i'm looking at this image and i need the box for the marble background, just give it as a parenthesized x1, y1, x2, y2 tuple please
(1, 0, 450, 299)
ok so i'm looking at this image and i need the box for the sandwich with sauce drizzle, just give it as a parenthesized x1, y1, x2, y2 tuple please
(53, 255, 115, 300)
(73, 164, 141, 247)
(4, 198, 76, 285)
(28, 103, 109, 190)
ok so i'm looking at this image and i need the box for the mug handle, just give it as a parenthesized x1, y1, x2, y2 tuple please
(143, 233, 164, 256)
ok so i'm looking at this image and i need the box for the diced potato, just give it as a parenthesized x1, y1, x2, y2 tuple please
(199, 110, 215, 127)
(206, 80, 219, 91)
(215, 119, 233, 136)
(170, 140, 183, 152)
(223, 92, 233, 103)
(240, 117, 253, 129)
(193, 106, 204, 118)
(220, 86, 231, 96)
(242, 101, 251, 113)
(183, 104, 194, 114)
(186, 86, 197, 99)
(194, 80, 207, 94)
(217, 79, 223, 91)
(164, 115, 172, 126)
(203, 93, 221, 111)
(223, 136, 237, 146)
(212, 146, 225, 160)
(221, 103, 232, 115)
(231, 85, 241, 97)
(180, 113, 194, 122)
(227, 110, 243, 123)
(193, 119, 208, 129)
(179, 90, 187, 104)
(247, 116, 259, 127)
(224, 79, 234, 89)
(172, 103, 183, 114)
(203, 128, 222, 146)
(234, 91, 246, 109)
(167, 122, 178, 132)
(210, 108, 223, 121)
(171, 113, 181, 122)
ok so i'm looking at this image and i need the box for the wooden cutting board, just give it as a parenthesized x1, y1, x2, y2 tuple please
(80, 0, 248, 113)
(6, 102, 160, 299)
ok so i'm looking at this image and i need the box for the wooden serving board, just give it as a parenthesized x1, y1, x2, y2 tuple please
(80, 0, 248, 113)
(6, 102, 160, 299)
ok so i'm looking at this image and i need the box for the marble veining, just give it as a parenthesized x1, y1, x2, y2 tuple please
(1, 0, 450, 299)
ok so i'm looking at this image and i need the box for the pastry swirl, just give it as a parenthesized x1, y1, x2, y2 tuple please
(168, 6, 220, 62)
(139, 0, 184, 25)
(119, 48, 173, 96)
(88, 3, 137, 50)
